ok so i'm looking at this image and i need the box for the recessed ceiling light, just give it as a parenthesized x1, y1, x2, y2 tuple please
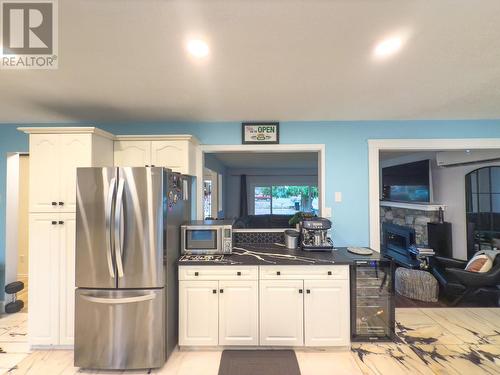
(186, 39, 209, 58)
(373, 36, 404, 58)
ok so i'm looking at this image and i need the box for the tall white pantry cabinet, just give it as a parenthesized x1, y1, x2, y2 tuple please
(20, 127, 114, 347)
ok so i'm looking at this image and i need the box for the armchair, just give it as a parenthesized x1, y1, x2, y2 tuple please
(430, 255, 500, 306)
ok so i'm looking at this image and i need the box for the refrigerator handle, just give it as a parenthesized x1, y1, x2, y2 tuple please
(105, 177, 117, 279)
(114, 178, 125, 278)
(80, 293, 155, 304)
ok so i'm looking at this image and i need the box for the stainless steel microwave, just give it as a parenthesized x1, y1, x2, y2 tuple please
(181, 220, 233, 255)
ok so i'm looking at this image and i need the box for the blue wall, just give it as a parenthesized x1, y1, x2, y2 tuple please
(1, 120, 500, 298)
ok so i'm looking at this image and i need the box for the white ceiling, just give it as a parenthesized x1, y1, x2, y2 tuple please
(1, 0, 500, 123)
(209, 152, 318, 169)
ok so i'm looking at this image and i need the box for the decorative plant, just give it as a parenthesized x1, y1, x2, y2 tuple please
(288, 211, 315, 226)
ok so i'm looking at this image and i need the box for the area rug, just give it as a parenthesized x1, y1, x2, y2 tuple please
(218, 350, 301, 375)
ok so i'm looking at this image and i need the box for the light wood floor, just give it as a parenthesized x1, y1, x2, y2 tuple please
(1, 308, 499, 374)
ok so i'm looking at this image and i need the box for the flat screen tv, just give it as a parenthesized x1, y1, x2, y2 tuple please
(382, 160, 431, 203)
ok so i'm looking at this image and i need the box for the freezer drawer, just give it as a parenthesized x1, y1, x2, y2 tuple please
(75, 289, 165, 370)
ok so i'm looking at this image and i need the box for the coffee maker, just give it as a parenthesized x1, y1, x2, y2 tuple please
(301, 217, 334, 251)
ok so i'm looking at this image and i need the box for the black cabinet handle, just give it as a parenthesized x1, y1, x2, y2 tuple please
(58, 202, 64, 206)
(58, 221, 64, 225)
(299, 289, 303, 294)
(237, 271, 241, 276)
(306, 289, 311, 294)
(220, 289, 224, 294)
(145, 165, 150, 167)
(194, 272, 199, 276)
(276, 271, 281, 276)
(51, 221, 57, 225)
(212, 289, 216, 294)
(328, 271, 332, 275)
(52, 202, 57, 206)
(151, 165, 156, 167)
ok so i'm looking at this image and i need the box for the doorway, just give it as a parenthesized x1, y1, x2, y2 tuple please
(5, 153, 29, 312)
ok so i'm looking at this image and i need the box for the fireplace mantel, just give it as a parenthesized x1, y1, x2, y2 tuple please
(380, 201, 446, 212)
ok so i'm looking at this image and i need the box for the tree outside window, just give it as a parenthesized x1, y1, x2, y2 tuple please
(254, 185, 318, 215)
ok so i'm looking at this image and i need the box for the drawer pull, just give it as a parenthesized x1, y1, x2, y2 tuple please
(299, 289, 303, 294)
(194, 272, 199, 276)
(328, 271, 332, 275)
(51, 202, 57, 206)
(306, 289, 311, 294)
(237, 271, 241, 276)
(58, 202, 64, 206)
(219, 289, 224, 293)
(276, 271, 281, 276)
(212, 289, 216, 294)
(51, 221, 57, 225)
(58, 221, 64, 225)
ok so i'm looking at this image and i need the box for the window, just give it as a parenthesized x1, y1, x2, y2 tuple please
(203, 180, 213, 219)
(253, 185, 319, 215)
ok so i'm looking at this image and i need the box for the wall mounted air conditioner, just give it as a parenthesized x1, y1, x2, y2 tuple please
(436, 150, 500, 167)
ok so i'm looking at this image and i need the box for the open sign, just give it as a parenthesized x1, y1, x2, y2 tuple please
(242, 122, 279, 144)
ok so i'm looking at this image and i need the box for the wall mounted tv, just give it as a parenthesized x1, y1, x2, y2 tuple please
(382, 160, 431, 203)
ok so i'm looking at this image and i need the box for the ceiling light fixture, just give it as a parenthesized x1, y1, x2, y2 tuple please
(373, 36, 404, 59)
(186, 39, 209, 58)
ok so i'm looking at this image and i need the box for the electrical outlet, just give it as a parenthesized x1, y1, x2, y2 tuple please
(323, 207, 332, 217)
(335, 192, 342, 202)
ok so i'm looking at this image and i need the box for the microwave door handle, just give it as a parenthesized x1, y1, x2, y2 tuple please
(114, 178, 125, 278)
(105, 177, 116, 278)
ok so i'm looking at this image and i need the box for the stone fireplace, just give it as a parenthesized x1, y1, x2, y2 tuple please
(380, 206, 440, 246)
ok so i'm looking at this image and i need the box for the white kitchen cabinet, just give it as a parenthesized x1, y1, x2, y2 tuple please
(179, 280, 219, 346)
(28, 134, 65, 212)
(304, 280, 350, 347)
(59, 213, 76, 346)
(28, 213, 60, 346)
(22, 128, 114, 213)
(219, 280, 258, 346)
(113, 136, 199, 175)
(113, 140, 151, 167)
(259, 279, 304, 346)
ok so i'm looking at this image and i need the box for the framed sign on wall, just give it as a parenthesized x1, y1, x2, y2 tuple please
(242, 122, 280, 144)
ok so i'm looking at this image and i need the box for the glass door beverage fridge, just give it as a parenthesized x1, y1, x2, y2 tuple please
(351, 259, 394, 341)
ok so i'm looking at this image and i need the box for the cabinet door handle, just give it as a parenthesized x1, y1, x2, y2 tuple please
(276, 271, 281, 276)
(194, 272, 199, 276)
(151, 165, 156, 167)
(58, 221, 64, 225)
(299, 289, 303, 294)
(219, 289, 224, 294)
(328, 271, 332, 275)
(212, 289, 217, 294)
(306, 289, 311, 294)
(145, 165, 150, 167)
(237, 271, 241, 276)
(51, 221, 57, 225)
(52, 202, 57, 206)
(58, 202, 64, 206)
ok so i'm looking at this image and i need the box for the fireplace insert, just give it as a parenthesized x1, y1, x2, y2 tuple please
(382, 223, 420, 268)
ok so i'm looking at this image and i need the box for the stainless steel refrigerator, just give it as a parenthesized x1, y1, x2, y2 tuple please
(74, 167, 191, 370)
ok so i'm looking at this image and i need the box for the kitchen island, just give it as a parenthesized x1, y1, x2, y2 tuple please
(178, 244, 387, 348)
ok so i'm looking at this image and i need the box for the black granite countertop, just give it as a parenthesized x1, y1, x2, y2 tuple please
(178, 243, 383, 266)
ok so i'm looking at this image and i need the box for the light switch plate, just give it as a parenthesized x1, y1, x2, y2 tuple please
(335, 192, 342, 202)
(323, 207, 332, 217)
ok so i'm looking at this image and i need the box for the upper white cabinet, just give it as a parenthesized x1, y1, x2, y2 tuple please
(21, 128, 114, 213)
(114, 135, 198, 175)
(113, 140, 151, 167)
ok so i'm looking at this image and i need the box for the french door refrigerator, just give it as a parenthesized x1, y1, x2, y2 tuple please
(74, 167, 191, 370)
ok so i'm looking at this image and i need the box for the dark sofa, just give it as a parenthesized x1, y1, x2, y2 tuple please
(233, 214, 294, 229)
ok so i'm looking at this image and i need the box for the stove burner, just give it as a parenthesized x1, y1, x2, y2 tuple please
(179, 255, 224, 262)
